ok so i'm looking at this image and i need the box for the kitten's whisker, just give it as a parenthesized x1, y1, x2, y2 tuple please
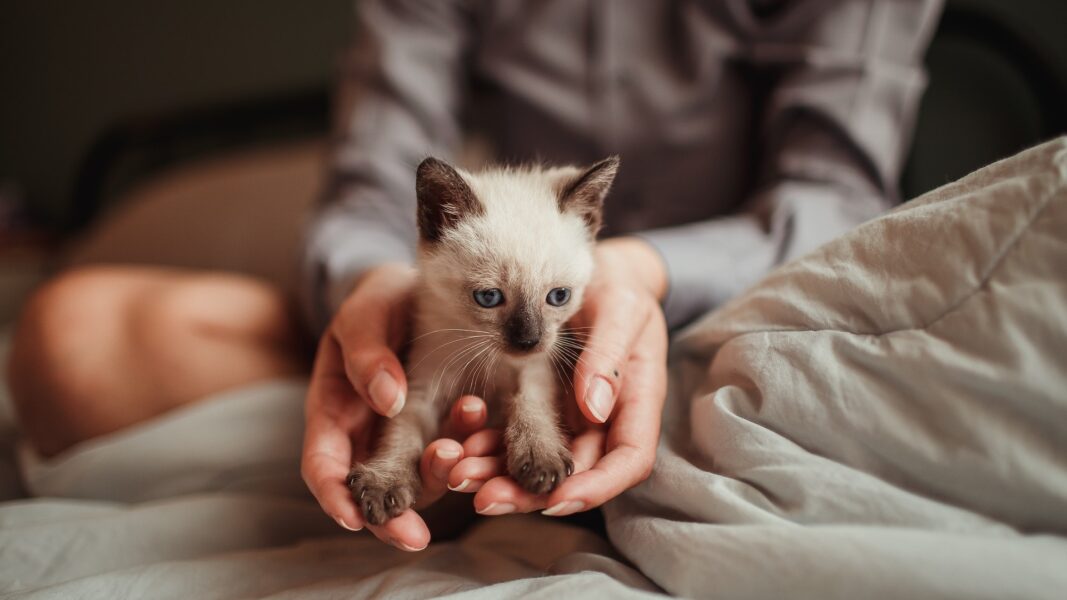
(554, 345, 581, 366)
(408, 334, 493, 373)
(548, 341, 580, 391)
(554, 344, 594, 372)
(461, 340, 497, 400)
(473, 343, 498, 402)
(408, 328, 493, 344)
(481, 348, 501, 400)
(467, 346, 489, 401)
(556, 332, 627, 355)
(439, 337, 492, 401)
(555, 334, 620, 351)
(429, 338, 486, 403)
(454, 341, 494, 401)
(437, 338, 491, 403)
(554, 339, 622, 362)
(547, 348, 571, 394)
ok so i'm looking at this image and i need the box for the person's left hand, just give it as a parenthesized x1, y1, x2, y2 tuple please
(439, 237, 669, 516)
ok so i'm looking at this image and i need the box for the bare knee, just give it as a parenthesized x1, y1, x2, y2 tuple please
(134, 272, 300, 348)
(7, 267, 136, 455)
(9, 267, 131, 388)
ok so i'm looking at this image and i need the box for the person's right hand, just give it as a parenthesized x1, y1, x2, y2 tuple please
(301, 263, 487, 551)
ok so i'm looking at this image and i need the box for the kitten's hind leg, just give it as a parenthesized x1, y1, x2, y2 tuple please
(347, 395, 439, 525)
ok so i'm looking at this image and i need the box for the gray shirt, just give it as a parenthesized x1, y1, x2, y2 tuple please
(303, 0, 943, 332)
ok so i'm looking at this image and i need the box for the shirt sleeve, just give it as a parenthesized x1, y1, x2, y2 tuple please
(638, 0, 944, 330)
(301, 0, 473, 334)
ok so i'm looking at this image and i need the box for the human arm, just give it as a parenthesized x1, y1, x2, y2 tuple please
(639, 0, 944, 329)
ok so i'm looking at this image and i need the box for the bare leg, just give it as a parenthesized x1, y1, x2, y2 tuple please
(7, 266, 307, 457)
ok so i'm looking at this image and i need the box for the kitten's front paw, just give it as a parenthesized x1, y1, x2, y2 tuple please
(346, 464, 420, 526)
(507, 443, 574, 496)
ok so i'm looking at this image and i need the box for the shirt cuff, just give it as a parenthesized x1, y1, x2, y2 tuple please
(636, 215, 775, 330)
(301, 224, 415, 336)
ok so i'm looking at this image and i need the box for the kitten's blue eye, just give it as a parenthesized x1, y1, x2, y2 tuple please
(473, 288, 504, 308)
(546, 287, 571, 307)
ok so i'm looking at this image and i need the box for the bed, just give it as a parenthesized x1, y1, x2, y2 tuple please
(1, 136, 1066, 598)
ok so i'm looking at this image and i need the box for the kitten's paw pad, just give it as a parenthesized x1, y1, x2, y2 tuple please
(509, 447, 573, 495)
(347, 465, 419, 526)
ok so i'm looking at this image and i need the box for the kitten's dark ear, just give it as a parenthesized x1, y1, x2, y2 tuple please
(416, 157, 483, 242)
(558, 156, 619, 234)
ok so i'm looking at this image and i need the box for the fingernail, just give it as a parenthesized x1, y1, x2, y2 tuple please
(447, 479, 471, 492)
(435, 447, 461, 460)
(432, 448, 460, 480)
(477, 502, 516, 516)
(586, 377, 614, 423)
(336, 517, 362, 532)
(542, 500, 585, 517)
(461, 399, 482, 413)
(369, 370, 405, 418)
(391, 538, 427, 552)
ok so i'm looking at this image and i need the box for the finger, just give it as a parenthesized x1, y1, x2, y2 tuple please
(447, 395, 487, 436)
(470, 427, 605, 516)
(447, 456, 502, 493)
(570, 426, 607, 473)
(302, 336, 374, 532)
(302, 447, 364, 531)
(461, 429, 502, 458)
(471, 476, 547, 515)
(366, 509, 432, 551)
(417, 439, 465, 508)
(541, 442, 655, 517)
(544, 316, 667, 517)
(332, 277, 413, 418)
(570, 290, 648, 424)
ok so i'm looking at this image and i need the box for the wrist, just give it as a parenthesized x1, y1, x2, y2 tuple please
(596, 237, 668, 301)
(341, 262, 417, 311)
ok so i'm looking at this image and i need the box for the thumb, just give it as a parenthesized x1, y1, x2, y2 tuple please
(332, 266, 415, 418)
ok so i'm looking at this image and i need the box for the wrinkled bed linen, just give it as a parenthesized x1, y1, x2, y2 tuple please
(607, 136, 1067, 598)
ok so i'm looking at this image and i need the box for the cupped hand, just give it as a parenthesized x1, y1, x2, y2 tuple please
(448, 237, 670, 516)
(301, 263, 489, 551)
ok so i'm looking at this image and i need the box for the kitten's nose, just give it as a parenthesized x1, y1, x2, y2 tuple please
(504, 308, 543, 354)
(510, 337, 540, 352)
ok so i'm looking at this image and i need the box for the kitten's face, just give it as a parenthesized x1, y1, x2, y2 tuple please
(415, 157, 618, 358)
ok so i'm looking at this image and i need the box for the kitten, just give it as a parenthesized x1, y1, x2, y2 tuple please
(347, 155, 619, 525)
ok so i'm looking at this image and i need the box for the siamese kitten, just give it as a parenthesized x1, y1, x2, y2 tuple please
(347, 155, 619, 525)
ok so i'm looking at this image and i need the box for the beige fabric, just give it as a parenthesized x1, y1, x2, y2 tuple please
(607, 136, 1067, 598)
(67, 140, 324, 296)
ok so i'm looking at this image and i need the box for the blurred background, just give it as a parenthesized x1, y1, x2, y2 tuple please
(1, 0, 1066, 324)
